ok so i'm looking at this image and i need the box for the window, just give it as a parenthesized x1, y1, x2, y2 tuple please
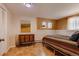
(48, 22, 52, 28)
(37, 18, 54, 30)
(42, 21, 47, 28)
(41, 21, 52, 29)
(68, 16, 79, 30)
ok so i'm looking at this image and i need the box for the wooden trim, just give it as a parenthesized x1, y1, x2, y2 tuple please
(58, 13, 79, 20)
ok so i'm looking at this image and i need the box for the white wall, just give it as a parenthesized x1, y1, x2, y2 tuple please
(55, 30, 76, 36)
(7, 12, 16, 48)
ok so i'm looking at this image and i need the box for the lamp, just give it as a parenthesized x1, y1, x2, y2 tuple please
(24, 3, 32, 8)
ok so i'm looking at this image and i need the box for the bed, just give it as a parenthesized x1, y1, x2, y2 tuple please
(42, 34, 79, 56)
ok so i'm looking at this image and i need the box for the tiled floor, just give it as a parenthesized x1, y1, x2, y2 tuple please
(4, 43, 54, 56)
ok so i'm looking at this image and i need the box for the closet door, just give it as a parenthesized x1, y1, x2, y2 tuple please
(0, 8, 7, 55)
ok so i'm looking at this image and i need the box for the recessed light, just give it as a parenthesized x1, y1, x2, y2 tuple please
(24, 3, 32, 8)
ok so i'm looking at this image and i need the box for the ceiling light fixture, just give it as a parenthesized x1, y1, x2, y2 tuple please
(24, 3, 32, 8)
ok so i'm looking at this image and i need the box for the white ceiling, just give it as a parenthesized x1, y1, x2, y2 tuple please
(4, 3, 79, 19)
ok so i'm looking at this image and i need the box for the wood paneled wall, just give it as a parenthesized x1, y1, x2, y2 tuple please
(36, 17, 56, 30)
(54, 13, 79, 30)
(55, 18, 68, 30)
(36, 13, 79, 30)
(36, 17, 68, 30)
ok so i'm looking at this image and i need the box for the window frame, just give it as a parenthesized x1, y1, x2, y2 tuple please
(41, 21, 53, 29)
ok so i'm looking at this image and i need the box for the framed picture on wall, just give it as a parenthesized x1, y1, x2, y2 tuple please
(21, 24, 31, 32)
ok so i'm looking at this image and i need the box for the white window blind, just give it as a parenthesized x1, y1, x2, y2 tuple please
(68, 16, 79, 30)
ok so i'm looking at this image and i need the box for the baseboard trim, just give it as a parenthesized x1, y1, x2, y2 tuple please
(0, 52, 4, 56)
(35, 40, 42, 43)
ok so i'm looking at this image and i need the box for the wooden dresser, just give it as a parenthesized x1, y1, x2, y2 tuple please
(18, 34, 34, 46)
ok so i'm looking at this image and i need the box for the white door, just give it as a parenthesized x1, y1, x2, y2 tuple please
(0, 8, 7, 55)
